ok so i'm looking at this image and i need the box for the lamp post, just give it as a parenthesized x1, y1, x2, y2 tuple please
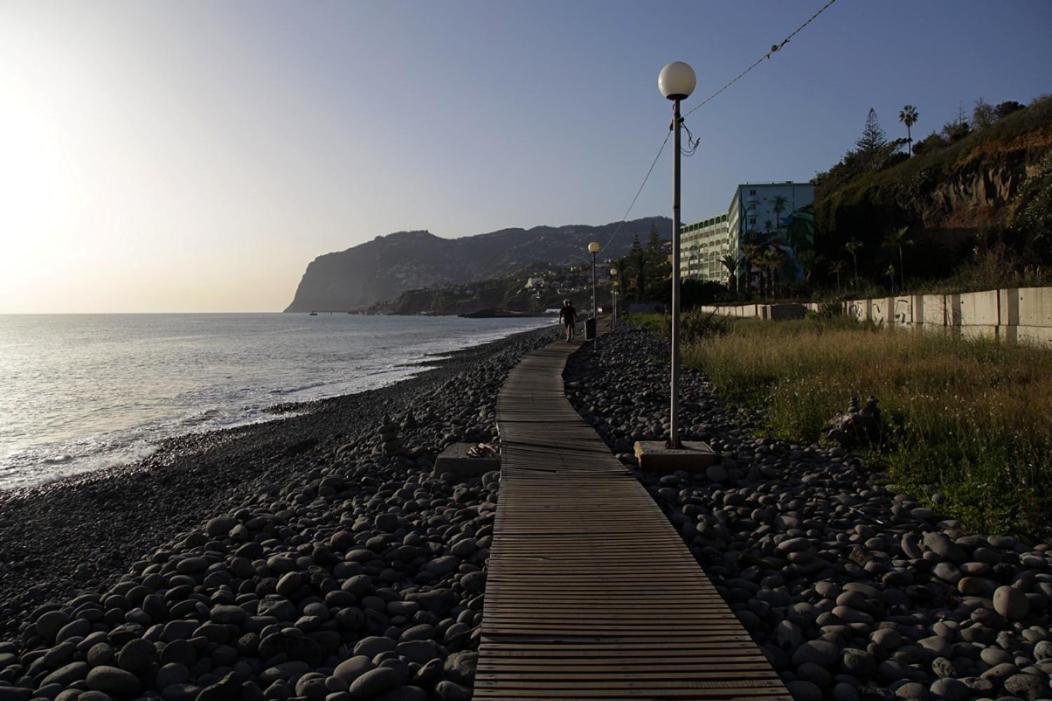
(609, 267, 619, 327)
(658, 61, 696, 449)
(587, 241, 600, 343)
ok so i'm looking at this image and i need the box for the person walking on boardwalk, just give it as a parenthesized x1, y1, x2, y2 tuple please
(559, 299, 578, 341)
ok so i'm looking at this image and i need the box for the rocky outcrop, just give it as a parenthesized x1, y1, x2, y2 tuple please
(814, 98, 1052, 278)
(914, 132, 1052, 231)
(285, 218, 669, 312)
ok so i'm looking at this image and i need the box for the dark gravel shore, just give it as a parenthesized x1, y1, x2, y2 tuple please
(5, 322, 1050, 701)
(565, 326, 1052, 701)
(0, 324, 556, 701)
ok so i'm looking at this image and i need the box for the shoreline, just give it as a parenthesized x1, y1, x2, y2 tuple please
(0, 323, 557, 638)
(0, 319, 554, 498)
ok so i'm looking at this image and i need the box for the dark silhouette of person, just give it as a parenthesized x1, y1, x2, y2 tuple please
(559, 299, 578, 341)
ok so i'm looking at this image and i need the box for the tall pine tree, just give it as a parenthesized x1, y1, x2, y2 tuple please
(856, 108, 887, 160)
(628, 234, 646, 299)
(644, 224, 670, 299)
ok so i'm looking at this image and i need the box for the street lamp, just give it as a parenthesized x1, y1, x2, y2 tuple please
(588, 241, 600, 342)
(658, 61, 696, 449)
(609, 267, 619, 327)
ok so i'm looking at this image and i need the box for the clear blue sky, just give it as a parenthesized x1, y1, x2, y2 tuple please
(2, 0, 1049, 311)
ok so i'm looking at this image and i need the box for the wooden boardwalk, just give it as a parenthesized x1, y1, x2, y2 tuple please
(475, 340, 790, 700)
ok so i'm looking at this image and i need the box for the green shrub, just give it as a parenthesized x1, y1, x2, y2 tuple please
(625, 313, 667, 336)
(816, 301, 844, 319)
(680, 309, 730, 343)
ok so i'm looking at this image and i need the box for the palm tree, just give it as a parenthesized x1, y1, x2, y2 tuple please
(883, 225, 913, 291)
(844, 239, 863, 286)
(760, 247, 784, 299)
(742, 243, 762, 295)
(899, 105, 919, 156)
(796, 249, 817, 284)
(885, 264, 897, 294)
(828, 259, 847, 292)
(720, 254, 738, 291)
(772, 195, 788, 234)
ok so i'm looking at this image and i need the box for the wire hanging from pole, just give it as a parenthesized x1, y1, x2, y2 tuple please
(597, 127, 672, 254)
(684, 0, 839, 119)
(680, 120, 701, 157)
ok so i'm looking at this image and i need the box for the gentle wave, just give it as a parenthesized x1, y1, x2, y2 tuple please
(0, 314, 552, 489)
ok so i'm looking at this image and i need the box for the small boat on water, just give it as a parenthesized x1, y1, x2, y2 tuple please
(309, 311, 318, 316)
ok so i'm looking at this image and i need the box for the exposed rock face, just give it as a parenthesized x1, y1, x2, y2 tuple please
(819, 131, 1052, 235)
(284, 217, 669, 312)
(813, 99, 1052, 278)
(915, 134, 1052, 231)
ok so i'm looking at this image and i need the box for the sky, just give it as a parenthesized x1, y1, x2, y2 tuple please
(1, 1, 1050, 313)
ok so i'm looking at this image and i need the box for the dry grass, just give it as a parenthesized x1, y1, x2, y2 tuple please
(685, 317, 1052, 540)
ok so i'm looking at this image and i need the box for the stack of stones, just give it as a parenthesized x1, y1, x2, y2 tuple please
(566, 326, 1052, 701)
(378, 417, 402, 458)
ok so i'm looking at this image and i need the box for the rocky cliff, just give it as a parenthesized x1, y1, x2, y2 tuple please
(285, 217, 669, 312)
(814, 97, 1052, 278)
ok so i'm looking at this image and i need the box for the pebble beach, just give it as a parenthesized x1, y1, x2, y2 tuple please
(0, 325, 557, 701)
(1, 323, 1050, 701)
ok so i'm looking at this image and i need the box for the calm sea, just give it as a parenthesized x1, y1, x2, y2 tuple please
(0, 314, 552, 490)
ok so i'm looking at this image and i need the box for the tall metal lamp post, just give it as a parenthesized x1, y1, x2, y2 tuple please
(588, 241, 600, 340)
(609, 267, 619, 327)
(658, 61, 696, 449)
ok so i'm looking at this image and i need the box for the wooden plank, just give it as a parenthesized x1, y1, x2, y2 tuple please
(478, 644, 762, 654)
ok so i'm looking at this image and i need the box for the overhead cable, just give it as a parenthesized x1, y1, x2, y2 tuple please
(684, 0, 839, 118)
(599, 0, 840, 254)
(598, 128, 672, 254)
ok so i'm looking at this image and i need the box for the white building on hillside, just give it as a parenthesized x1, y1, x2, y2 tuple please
(680, 181, 815, 287)
(681, 214, 730, 283)
(726, 182, 814, 251)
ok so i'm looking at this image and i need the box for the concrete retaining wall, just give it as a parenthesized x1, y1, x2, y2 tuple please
(919, 294, 947, 328)
(701, 286, 1052, 346)
(846, 298, 870, 323)
(892, 296, 916, 327)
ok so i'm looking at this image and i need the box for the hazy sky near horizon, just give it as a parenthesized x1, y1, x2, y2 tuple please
(1, 1, 1050, 313)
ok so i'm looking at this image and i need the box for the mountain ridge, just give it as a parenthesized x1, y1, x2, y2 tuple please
(284, 217, 670, 312)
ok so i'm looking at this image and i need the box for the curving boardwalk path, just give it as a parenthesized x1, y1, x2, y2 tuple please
(475, 340, 791, 700)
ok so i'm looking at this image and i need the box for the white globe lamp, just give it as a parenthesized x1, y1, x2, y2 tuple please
(658, 61, 696, 101)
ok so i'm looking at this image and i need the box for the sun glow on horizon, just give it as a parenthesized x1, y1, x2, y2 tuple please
(0, 5, 315, 313)
(0, 15, 91, 312)
(1, 1, 1050, 312)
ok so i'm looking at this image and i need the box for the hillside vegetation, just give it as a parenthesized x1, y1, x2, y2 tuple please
(813, 97, 1052, 286)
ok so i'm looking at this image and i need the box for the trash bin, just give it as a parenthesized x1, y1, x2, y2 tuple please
(585, 318, 597, 340)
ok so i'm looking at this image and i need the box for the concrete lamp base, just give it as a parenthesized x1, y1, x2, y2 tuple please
(634, 440, 718, 473)
(433, 442, 501, 481)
